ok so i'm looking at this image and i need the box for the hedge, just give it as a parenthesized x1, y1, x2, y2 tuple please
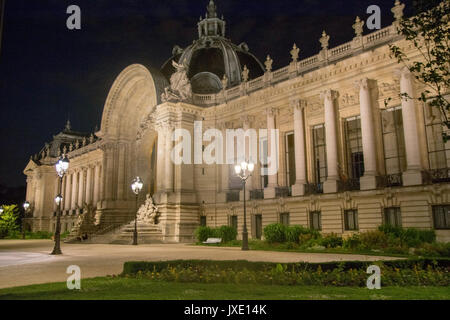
(122, 258, 450, 275)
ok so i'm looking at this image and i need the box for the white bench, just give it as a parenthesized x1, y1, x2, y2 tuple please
(203, 238, 222, 244)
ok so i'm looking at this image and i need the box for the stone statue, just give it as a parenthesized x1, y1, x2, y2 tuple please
(161, 59, 193, 103)
(242, 65, 249, 82)
(73, 203, 96, 241)
(136, 194, 160, 224)
(89, 134, 94, 144)
(320, 31, 330, 50)
(290, 43, 300, 62)
(265, 55, 273, 73)
(221, 74, 228, 90)
(352, 17, 364, 37)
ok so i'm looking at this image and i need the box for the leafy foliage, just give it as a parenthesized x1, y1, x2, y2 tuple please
(0, 205, 20, 239)
(263, 223, 287, 243)
(194, 226, 237, 243)
(123, 259, 450, 287)
(388, 0, 450, 140)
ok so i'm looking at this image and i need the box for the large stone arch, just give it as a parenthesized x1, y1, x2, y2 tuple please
(96, 64, 168, 226)
(99, 64, 168, 141)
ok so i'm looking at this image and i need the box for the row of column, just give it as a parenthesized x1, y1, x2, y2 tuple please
(62, 164, 101, 212)
(272, 66, 421, 195)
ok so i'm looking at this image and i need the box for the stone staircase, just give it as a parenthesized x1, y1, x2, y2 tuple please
(110, 221, 163, 244)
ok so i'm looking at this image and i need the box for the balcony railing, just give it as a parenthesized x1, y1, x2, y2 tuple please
(275, 187, 291, 198)
(226, 191, 240, 202)
(339, 178, 360, 192)
(377, 173, 403, 188)
(250, 189, 264, 200)
(422, 168, 450, 184)
(305, 183, 323, 195)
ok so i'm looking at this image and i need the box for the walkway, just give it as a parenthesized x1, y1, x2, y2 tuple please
(0, 240, 401, 289)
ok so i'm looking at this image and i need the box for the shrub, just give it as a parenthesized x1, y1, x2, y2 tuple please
(359, 230, 389, 249)
(217, 226, 237, 243)
(0, 205, 20, 239)
(285, 225, 305, 243)
(195, 226, 217, 242)
(343, 234, 361, 249)
(414, 242, 450, 257)
(319, 233, 343, 248)
(263, 223, 287, 243)
(378, 224, 436, 247)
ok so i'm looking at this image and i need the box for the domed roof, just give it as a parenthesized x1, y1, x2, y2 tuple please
(161, 1, 264, 94)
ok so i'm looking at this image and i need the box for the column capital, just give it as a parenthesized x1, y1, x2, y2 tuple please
(290, 98, 307, 111)
(394, 67, 413, 81)
(240, 115, 254, 128)
(320, 89, 339, 102)
(354, 78, 376, 91)
(265, 107, 278, 117)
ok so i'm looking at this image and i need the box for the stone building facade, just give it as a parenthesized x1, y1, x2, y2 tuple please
(23, 1, 450, 242)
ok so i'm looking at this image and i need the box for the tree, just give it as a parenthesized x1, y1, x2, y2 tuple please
(389, 0, 450, 140)
(0, 205, 20, 238)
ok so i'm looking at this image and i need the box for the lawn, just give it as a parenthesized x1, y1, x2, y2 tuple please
(0, 277, 449, 300)
(196, 240, 411, 258)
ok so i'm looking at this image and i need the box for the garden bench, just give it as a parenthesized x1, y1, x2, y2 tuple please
(203, 238, 222, 244)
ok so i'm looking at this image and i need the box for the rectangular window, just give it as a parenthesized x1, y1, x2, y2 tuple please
(230, 215, 238, 230)
(285, 132, 296, 186)
(344, 210, 359, 231)
(312, 125, 327, 184)
(381, 107, 407, 174)
(345, 116, 364, 179)
(424, 103, 450, 170)
(432, 205, 450, 230)
(280, 212, 290, 226)
(260, 136, 269, 188)
(384, 207, 402, 227)
(200, 216, 207, 227)
(310, 211, 322, 231)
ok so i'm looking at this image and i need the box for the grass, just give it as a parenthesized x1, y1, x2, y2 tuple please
(0, 277, 449, 300)
(196, 240, 411, 258)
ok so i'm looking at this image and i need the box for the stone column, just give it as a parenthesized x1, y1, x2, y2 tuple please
(85, 166, 93, 205)
(357, 78, 378, 190)
(156, 127, 166, 193)
(64, 173, 72, 211)
(93, 164, 100, 207)
(218, 124, 229, 203)
(291, 99, 307, 196)
(104, 145, 115, 200)
(165, 125, 174, 192)
(78, 168, 85, 209)
(71, 171, 78, 210)
(321, 89, 340, 193)
(264, 108, 278, 199)
(241, 117, 253, 201)
(397, 67, 422, 185)
(117, 144, 126, 200)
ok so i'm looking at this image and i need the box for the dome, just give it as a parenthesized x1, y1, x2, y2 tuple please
(161, 1, 265, 94)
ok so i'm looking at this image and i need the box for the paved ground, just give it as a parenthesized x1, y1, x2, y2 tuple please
(0, 240, 402, 289)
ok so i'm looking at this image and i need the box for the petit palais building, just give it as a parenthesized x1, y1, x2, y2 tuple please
(23, 1, 450, 243)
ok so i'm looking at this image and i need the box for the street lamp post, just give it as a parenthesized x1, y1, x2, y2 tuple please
(234, 161, 255, 251)
(131, 177, 144, 246)
(22, 201, 30, 239)
(51, 155, 69, 255)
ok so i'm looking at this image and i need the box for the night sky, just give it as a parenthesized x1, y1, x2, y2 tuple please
(0, 0, 414, 189)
